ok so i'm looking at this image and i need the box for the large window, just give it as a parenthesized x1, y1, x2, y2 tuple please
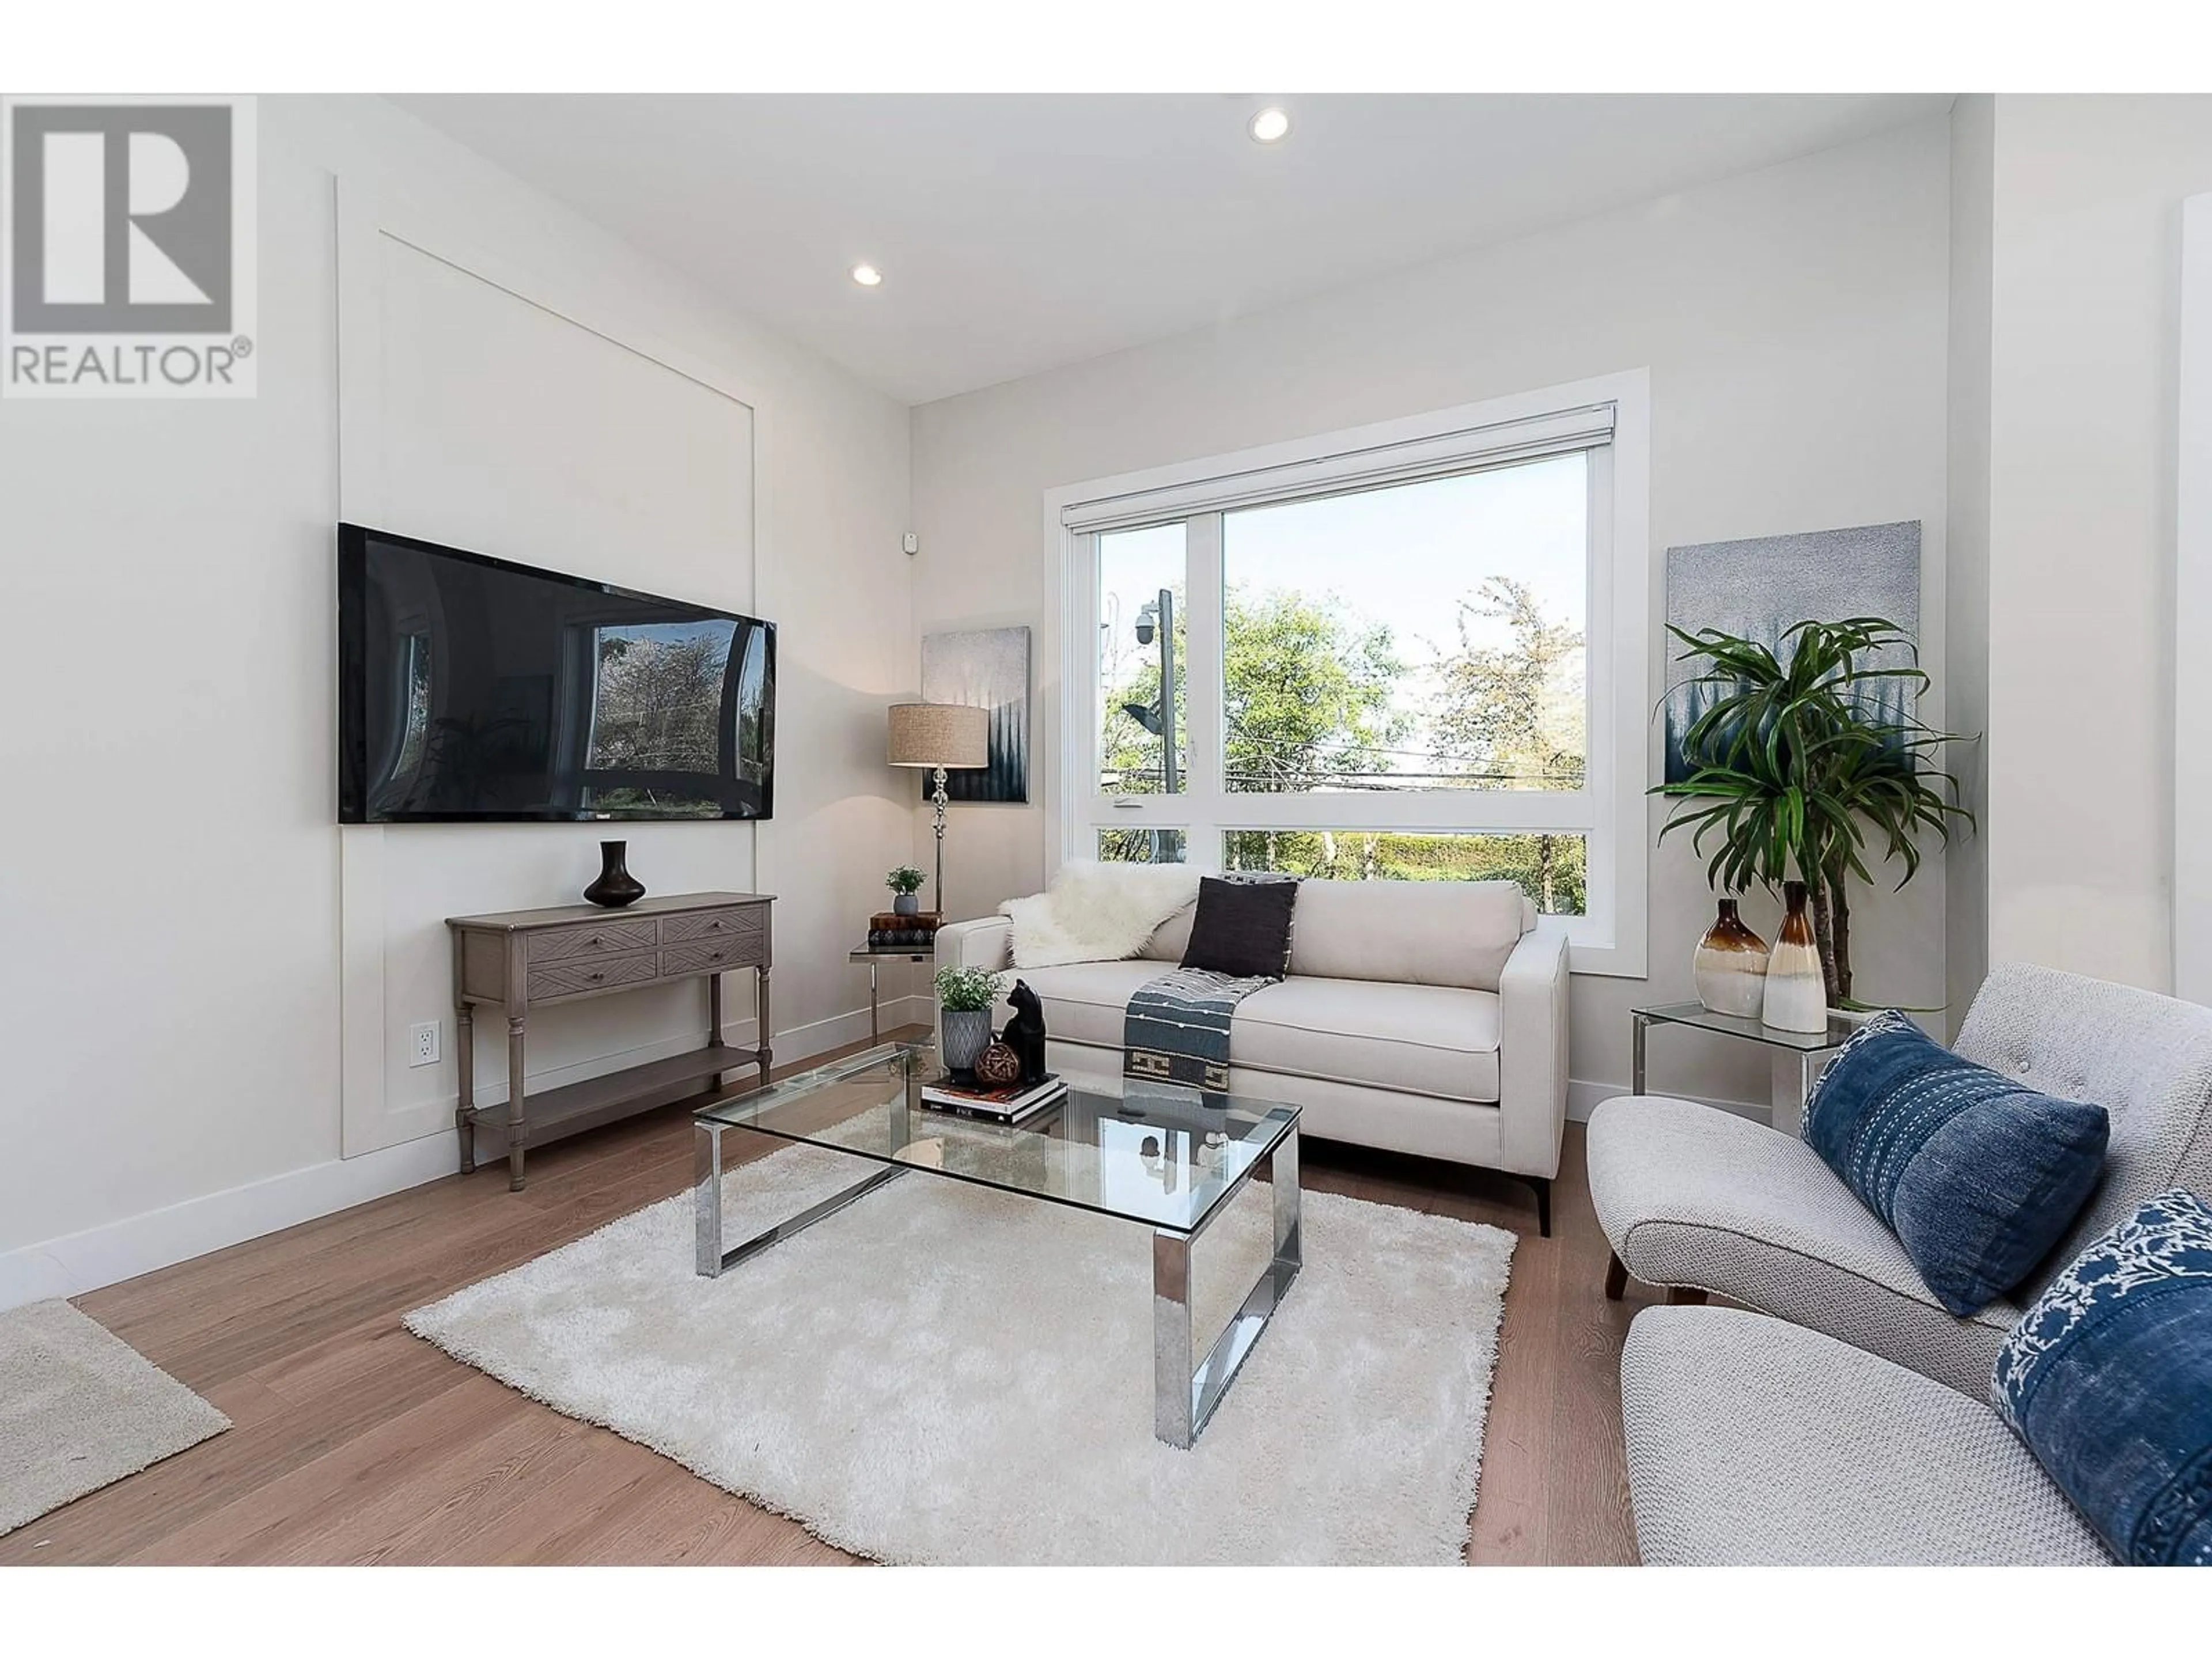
(1057, 377, 1649, 972)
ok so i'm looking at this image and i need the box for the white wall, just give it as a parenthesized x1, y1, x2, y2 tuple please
(0, 96, 913, 1301)
(911, 118, 1955, 1105)
(1979, 96, 2212, 994)
(1946, 95, 1995, 1031)
(2180, 194, 2212, 1004)
(340, 208, 764, 1158)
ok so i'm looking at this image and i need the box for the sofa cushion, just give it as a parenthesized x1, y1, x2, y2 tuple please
(1286, 878, 1527, 992)
(1622, 1306, 2108, 1565)
(1139, 903, 1196, 963)
(1180, 874, 1298, 979)
(1024, 962, 1503, 1106)
(1804, 1009, 2109, 1316)
(1017, 961, 1169, 1051)
(1230, 976, 1501, 1104)
(1993, 1190, 2212, 1566)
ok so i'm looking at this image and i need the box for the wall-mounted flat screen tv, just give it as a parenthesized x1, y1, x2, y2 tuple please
(339, 524, 775, 823)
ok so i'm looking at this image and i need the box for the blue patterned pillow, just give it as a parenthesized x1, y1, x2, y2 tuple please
(1994, 1191, 2212, 1566)
(1802, 1010, 2109, 1315)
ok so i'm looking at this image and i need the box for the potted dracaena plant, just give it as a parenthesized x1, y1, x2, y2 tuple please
(1653, 616, 1975, 1010)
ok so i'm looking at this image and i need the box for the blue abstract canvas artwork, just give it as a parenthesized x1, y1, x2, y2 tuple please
(1662, 521, 1921, 785)
(921, 626, 1031, 804)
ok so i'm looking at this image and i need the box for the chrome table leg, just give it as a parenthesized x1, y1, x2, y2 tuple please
(1153, 1123, 1303, 1448)
(694, 1118, 907, 1278)
(694, 1118, 725, 1277)
(1153, 1230, 1194, 1448)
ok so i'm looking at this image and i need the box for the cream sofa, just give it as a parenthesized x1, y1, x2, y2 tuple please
(935, 877, 1570, 1234)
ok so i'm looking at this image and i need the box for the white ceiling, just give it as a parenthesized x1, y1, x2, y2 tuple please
(395, 94, 1950, 406)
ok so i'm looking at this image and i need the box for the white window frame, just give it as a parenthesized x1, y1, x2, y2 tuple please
(1042, 370, 1650, 978)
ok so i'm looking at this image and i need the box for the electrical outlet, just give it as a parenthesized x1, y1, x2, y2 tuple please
(408, 1020, 441, 1068)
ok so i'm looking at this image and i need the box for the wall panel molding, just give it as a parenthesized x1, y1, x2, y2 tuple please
(333, 178, 760, 1159)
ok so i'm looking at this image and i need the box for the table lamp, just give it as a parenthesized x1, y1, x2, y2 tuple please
(887, 702, 988, 915)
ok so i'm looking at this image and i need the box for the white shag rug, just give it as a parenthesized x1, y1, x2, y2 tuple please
(407, 1142, 1516, 1565)
(0, 1299, 230, 1536)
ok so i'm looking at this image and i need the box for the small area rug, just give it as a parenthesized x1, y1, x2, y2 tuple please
(408, 1143, 1515, 1565)
(0, 1299, 230, 1536)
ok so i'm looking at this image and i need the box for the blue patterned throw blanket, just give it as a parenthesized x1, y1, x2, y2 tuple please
(1123, 965, 1275, 1091)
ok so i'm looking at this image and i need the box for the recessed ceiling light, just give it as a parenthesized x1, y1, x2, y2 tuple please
(1248, 107, 1291, 145)
(850, 263, 883, 287)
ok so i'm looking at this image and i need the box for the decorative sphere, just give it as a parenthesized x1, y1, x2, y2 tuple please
(974, 1041, 1022, 1087)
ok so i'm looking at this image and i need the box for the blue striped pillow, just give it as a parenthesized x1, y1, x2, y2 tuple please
(1994, 1191, 2212, 1566)
(1802, 1010, 2109, 1315)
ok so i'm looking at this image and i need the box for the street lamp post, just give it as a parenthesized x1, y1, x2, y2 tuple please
(1128, 588, 1177, 863)
(1154, 587, 1177, 798)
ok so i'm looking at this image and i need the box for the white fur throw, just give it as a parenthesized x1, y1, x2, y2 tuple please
(999, 861, 1202, 969)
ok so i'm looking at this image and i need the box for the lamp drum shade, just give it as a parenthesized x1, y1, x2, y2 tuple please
(887, 703, 988, 769)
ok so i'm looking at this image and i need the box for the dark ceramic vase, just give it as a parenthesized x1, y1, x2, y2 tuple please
(583, 840, 646, 908)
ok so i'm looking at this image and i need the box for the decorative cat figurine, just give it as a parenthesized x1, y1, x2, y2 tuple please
(999, 979, 1050, 1086)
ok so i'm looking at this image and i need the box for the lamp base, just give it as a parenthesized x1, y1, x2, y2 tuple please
(932, 765, 949, 918)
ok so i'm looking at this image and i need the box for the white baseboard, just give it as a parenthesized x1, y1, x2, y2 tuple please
(0, 1133, 459, 1315)
(0, 996, 941, 1315)
(765, 994, 934, 1061)
(1567, 1078, 1772, 1126)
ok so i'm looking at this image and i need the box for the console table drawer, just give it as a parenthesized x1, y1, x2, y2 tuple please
(527, 952, 658, 1001)
(660, 938, 758, 978)
(528, 917, 658, 963)
(661, 906, 764, 946)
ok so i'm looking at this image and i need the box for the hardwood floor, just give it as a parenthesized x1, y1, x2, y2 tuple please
(0, 1037, 1657, 1566)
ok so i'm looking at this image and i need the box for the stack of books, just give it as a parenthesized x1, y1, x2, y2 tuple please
(867, 911, 941, 949)
(920, 1072, 1067, 1124)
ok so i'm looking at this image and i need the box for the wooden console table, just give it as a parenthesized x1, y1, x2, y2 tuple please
(448, 891, 774, 1190)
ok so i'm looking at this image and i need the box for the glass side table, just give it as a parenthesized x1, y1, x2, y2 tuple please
(1630, 1002, 1865, 1136)
(850, 942, 935, 1045)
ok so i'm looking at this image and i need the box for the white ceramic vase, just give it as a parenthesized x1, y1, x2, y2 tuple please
(1761, 880, 1829, 1033)
(1692, 897, 1769, 1017)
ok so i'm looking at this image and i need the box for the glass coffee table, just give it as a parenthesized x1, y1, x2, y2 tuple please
(692, 1042, 1302, 1449)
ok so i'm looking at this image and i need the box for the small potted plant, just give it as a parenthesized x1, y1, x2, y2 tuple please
(885, 863, 927, 917)
(934, 964, 1003, 1079)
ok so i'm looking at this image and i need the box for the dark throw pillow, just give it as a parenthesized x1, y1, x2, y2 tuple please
(1179, 875, 1298, 980)
(1801, 1010, 2109, 1316)
(1994, 1190, 2212, 1566)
